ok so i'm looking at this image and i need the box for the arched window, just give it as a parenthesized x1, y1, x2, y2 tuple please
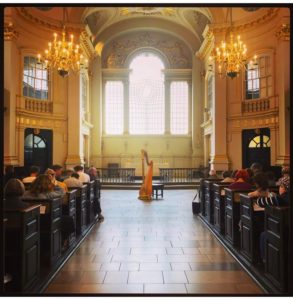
(129, 52, 165, 134)
(23, 56, 49, 100)
(25, 134, 46, 149)
(248, 135, 271, 148)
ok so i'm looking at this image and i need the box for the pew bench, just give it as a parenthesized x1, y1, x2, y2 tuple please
(22, 197, 62, 267)
(5, 204, 41, 292)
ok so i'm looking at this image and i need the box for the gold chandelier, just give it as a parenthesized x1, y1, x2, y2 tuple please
(209, 8, 257, 79)
(38, 8, 88, 77)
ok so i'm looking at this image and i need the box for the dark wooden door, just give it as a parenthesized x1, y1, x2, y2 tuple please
(242, 128, 271, 170)
(24, 128, 53, 173)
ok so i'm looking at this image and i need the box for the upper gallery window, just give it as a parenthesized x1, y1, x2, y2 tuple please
(23, 56, 49, 100)
(105, 81, 124, 134)
(170, 81, 188, 134)
(245, 55, 272, 100)
(129, 52, 165, 134)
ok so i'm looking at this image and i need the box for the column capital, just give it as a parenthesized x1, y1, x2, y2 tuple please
(4, 22, 19, 41)
(275, 23, 290, 41)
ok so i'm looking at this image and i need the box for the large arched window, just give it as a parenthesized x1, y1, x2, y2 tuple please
(129, 52, 165, 134)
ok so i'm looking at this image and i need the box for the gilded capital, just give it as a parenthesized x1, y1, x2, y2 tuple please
(4, 22, 19, 41)
(275, 23, 290, 41)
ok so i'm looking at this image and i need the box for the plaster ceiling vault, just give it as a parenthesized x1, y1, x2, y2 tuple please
(15, 6, 276, 57)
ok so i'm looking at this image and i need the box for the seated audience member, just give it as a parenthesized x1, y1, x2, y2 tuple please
(86, 167, 104, 220)
(45, 168, 68, 192)
(63, 168, 74, 180)
(231, 169, 238, 179)
(266, 170, 277, 186)
(74, 165, 90, 183)
(22, 165, 40, 183)
(276, 166, 290, 186)
(221, 170, 234, 183)
(4, 178, 30, 210)
(88, 167, 98, 181)
(228, 169, 253, 190)
(52, 164, 64, 182)
(250, 162, 263, 176)
(4, 165, 16, 185)
(64, 172, 83, 188)
(23, 174, 65, 199)
(248, 172, 270, 198)
(208, 169, 218, 179)
(255, 176, 290, 263)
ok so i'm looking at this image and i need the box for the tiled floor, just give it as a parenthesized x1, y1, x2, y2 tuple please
(44, 189, 264, 295)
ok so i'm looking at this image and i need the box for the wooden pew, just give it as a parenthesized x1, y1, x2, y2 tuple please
(224, 188, 253, 248)
(69, 185, 87, 236)
(4, 204, 41, 292)
(239, 194, 264, 264)
(22, 198, 62, 267)
(213, 182, 231, 235)
(264, 206, 289, 292)
(199, 178, 221, 218)
(84, 181, 95, 225)
(203, 179, 222, 224)
(62, 190, 77, 248)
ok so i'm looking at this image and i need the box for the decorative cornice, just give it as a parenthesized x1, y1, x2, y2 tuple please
(18, 8, 83, 34)
(4, 22, 19, 41)
(80, 30, 96, 60)
(196, 25, 213, 60)
(275, 23, 290, 41)
(209, 8, 279, 35)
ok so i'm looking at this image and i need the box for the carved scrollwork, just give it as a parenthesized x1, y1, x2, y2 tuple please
(103, 32, 191, 69)
(275, 23, 290, 41)
(4, 22, 19, 41)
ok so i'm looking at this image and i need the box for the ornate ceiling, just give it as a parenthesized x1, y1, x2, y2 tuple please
(13, 6, 276, 55)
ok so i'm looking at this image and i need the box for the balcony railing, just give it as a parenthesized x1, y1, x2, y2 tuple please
(159, 168, 202, 183)
(25, 98, 53, 113)
(242, 98, 270, 113)
(96, 168, 135, 183)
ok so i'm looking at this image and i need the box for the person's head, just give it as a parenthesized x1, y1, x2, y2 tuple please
(235, 169, 249, 182)
(209, 169, 216, 176)
(52, 164, 63, 177)
(29, 165, 40, 177)
(281, 166, 290, 177)
(278, 176, 290, 195)
(222, 170, 232, 179)
(74, 165, 83, 172)
(245, 168, 254, 179)
(66, 168, 74, 177)
(30, 174, 54, 195)
(250, 162, 263, 174)
(4, 178, 25, 197)
(88, 167, 97, 177)
(45, 168, 56, 182)
(71, 172, 80, 179)
(253, 172, 269, 191)
(5, 165, 14, 175)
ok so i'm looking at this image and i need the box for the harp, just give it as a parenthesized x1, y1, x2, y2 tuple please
(138, 149, 153, 200)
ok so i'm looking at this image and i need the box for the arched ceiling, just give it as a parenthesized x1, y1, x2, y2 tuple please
(15, 6, 274, 55)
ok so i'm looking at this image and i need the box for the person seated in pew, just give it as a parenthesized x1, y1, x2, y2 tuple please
(276, 166, 290, 186)
(45, 168, 68, 192)
(255, 176, 290, 263)
(23, 174, 65, 199)
(4, 178, 30, 210)
(228, 169, 253, 190)
(208, 169, 218, 179)
(51, 164, 64, 182)
(74, 165, 90, 183)
(63, 172, 83, 188)
(4, 165, 17, 185)
(248, 172, 270, 199)
(86, 167, 104, 220)
(87, 166, 98, 181)
(22, 165, 40, 183)
(250, 162, 263, 176)
(221, 170, 234, 183)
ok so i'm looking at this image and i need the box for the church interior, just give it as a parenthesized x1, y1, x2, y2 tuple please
(2, 5, 292, 295)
